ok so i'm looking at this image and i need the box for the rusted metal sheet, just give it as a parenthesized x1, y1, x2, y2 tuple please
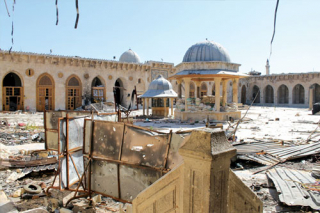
(59, 118, 66, 153)
(45, 111, 66, 130)
(46, 130, 59, 150)
(267, 167, 320, 210)
(121, 125, 169, 168)
(92, 121, 124, 160)
(90, 160, 119, 198)
(119, 165, 161, 202)
(166, 133, 188, 170)
(0, 157, 57, 167)
(61, 150, 84, 189)
(83, 119, 92, 154)
(233, 141, 287, 154)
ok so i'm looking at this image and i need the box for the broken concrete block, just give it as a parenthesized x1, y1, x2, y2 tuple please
(12, 188, 25, 198)
(92, 194, 102, 206)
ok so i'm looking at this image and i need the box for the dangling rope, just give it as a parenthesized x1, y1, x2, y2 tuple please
(9, 0, 16, 54)
(269, 0, 280, 59)
(3, 0, 10, 17)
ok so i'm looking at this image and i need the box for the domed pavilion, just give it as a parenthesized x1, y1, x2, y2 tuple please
(169, 40, 248, 121)
(139, 75, 177, 117)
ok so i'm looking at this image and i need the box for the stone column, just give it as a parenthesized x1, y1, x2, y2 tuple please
(288, 86, 293, 105)
(146, 98, 149, 116)
(171, 98, 174, 116)
(232, 78, 239, 103)
(143, 98, 145, 116)
(195, 81, 201, 98)
(177, 79, 182, 98)
(222, 80, 227, 107)
(309, 87, 314, 110)
(164, 98, 167, 117)
(214, 78, 221, 112)
(184, 78, 191, 112)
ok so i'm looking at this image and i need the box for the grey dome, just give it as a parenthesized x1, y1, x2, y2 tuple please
(183, 40, 231, 63)
(139, 75, 178, 98)
(119, 49, 141, 63)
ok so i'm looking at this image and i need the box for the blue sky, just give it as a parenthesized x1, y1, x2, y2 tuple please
(1, 0, 320, 74)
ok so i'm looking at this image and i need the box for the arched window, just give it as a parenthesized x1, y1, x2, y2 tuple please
(241, 85, 246, 104)
(91, 76, 105, 103)
(37, 73, 54, 111)
(189, 82, 195, 98)
(200, 82, 207, 97)
(66, 75, 82, 110)
(2, 72, 24, 111)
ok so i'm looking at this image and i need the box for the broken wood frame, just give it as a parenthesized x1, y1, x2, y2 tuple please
(45, 110, 120, 196)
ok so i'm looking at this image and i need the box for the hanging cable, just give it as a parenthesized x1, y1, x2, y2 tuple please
(3, 0, 10, 17)
(55, 0, 59, 25)
(269, 0, 280, 58)
(74, 0, 79, 29)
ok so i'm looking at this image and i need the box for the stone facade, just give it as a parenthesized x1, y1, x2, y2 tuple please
(0, 51, 176, 111)
(238, 72, 320, 107)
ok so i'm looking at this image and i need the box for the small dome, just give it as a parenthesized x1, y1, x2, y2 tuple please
(183, 40, 231, 63)
(119, 49, 141, 63)
(139, 75, 178, 98)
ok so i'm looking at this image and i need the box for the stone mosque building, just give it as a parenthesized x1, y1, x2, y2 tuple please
(1, 40, 320, 112)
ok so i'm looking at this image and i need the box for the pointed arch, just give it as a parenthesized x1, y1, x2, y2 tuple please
(36, 73, 55, 111)
(2, 71, 24, 111)
(277, 84, 289, 104)
(66, 75, 82, 110)
(264, 85, 274, 103)
(293, 84, 305, 104)
(91, 76, 106, 103)
(252, 85, 260, 103)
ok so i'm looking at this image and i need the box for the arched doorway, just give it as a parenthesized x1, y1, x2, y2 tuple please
(241, 85, 246, 104)
(189, 82, 195, 98)
(278, 84, 289, 104)
(200, 82, 207, 98)
(227, 80, 233, 103)
(91, 76, 105, 103)
(114, 78, 124, 106)
(265, 85, 274, 103)
(252, 85, 260, 103)
(36, 73, 54, 111)
(293, 84, 305, 104)
(312, 84, 320, 104)
(66, 75, 82, 110)
(2, 72, 23, 111)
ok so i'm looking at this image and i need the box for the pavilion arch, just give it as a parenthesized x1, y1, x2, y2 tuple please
(293, 84, 305, 104)
(114, 77, 129, 107)
(66, 75, 82, 110)
(36, 73, 55, 111)
(2, 71, 24, 111)
(252, 85, 260, 103)
(189, 81, 195, 98)
(277, 84, 289, 104)
(311, 83, 320, 104)
(241, 85, 246, 104)
(91, 76, 106, 103)
(200, 82, 207, 97)
(264, 85, 274, 103)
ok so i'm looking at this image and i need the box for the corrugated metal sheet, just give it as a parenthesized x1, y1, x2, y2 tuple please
(267, 167, 320, 210)
(266, 143, 320, 160)
(235, 142, 320, 166)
